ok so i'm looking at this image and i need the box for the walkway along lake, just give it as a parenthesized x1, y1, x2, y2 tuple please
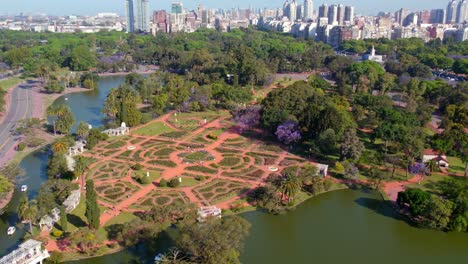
(1, 75, 468, 263)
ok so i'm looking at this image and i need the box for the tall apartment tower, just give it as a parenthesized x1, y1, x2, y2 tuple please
(430, 9, 446, 23)
(446, 0, 458, 24)
(457, 0, 468, 23)
(328, 4, 338, 25)
(135, 0, 150, 32)
(318, 4, 328, 19)
(289, 0, 298, 21)
(303, 0, 314, 21)
(126, 0, 135, 33)
(337, 4, 345, 25)
(344, 6, 355, 23)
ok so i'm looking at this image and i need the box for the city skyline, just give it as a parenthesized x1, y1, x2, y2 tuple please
(1, 0, 448, 16)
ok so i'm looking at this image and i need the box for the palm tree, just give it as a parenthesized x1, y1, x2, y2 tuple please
(279, 173, 301, 203)
(52, 139, 69, 154)
(18, 197, 38, 234)
(76, 121, 90, 139)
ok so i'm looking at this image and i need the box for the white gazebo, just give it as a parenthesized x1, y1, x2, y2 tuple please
(63, 190, 81, 213)
(0, 239, 50, 264)
(103, 122, 130, 137)
(316, 163, 329, 177)
(197, 206, 222, 222)
(68, 141, 86, 156)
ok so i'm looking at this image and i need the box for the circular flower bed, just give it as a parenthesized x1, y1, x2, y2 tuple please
(178, 150, 214, 163)
(268, 166, 279, 172)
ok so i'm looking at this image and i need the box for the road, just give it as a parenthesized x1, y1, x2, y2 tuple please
(0, 80, 35, 166)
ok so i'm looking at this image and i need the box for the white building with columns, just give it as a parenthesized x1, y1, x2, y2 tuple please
(0, 239, 49, 264)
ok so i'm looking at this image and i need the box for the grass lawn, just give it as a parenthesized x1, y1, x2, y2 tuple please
(104, 211, 138, 227)
(133, 121, 174, 136)
(447, 156, 465, 174)
(0, 77, 22, 90)
(67, 197, 108, 232)
(406, 173, 458, 193)
(132, 170, 161, 184)
(178, 177, 199, 187)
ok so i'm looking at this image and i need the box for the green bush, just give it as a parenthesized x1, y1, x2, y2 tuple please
(133, 163, 142, 170)
(140, 175, 152, 184)
(17, 142, 26, 151)
(159, 178, 167, 187)
(206, 133, 218, 140)
(51, 230, 63, 238)
(168, 178, 181, 188)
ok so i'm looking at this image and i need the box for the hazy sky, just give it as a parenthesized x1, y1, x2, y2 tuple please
(1, 0, 448, 16)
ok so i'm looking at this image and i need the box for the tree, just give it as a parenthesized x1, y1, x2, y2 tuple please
(51, 139, 70, 154)
(151, 93, 169, 116)
(85, 180, 100, 229)
(342, 161, 359, 179)
(176, 216, 251, 264)
(73, 156, 92, 178)
(86, 128, 108, 150)
(68, 45, 96, 71)
(340, 129, 364, 161)
(279, 173, 301, 203)
(60, 206, 68, 232)
(37, 179, 78, 217)
(318, 129, 337, 154)
(397, 188, 431, 216)
(103, 85, 142, 126)
(46, 153, 69, 179)
(423, 195, 454, 230)
(47, 104, 75, 135)
(275, 121, 301, 145)
(18, 197, 38, 234)
(0, 161, 24, 181)
(0, 175, 13, 193)
(76, 121, 90, 139)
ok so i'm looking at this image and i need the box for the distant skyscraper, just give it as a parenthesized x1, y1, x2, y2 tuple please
(135, 0, 150, 32)
(419, 10, 431, 24)
(328, 4, 338, 25)
(303, 0, 314, 21)
(396, 8, 410, 26)
(297, 4, 303, 21)
(289, 0, 297, 21)
(457, 0, 468, 23)
(446, 0, 458, 24)
(430, 9, 446, 23)
(337, 4, 345, 25)
(172, 2, 183, 14)
(344, 6, 354, 23)
(318, 4, 328, 18)
(126, 0, 134, 33)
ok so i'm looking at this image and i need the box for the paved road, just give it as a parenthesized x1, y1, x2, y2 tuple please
(0, 80, 35, 166)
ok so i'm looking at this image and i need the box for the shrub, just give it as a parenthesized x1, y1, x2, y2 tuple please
(159, 178, 167, 187)
(133, 163, 142, 170)
(51, 230, 63, 238)
(324, 179, 333, 191)
(17, 142, 26, 151)
(206, 133, 218, 140)
(140, 175, 152, 184)
(168, 178, 181, 188)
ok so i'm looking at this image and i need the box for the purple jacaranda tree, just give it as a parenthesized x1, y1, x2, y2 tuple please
(232, 105, 262, 129)
(275, 121, 301, 145)
(409, 162, 429, 176)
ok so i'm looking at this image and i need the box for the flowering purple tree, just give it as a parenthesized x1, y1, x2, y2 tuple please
(275, 121, 301, 145)
(232, 105, 262, 129)
(409, 162, 429, 176)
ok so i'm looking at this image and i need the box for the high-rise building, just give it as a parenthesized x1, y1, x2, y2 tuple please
(344, 6, 355, 23)
(297, 4, 303, 21)
(172, 2, 183, 14)
(457, 0, 468, 23)
(337, 4, 345, 25)
(126, 0, 134, 33)
(135, 0, 150, 32)
(430, 9, 446, 23)
(396, 8, 410, 26)
(283, 1, 290, 19)
(318, 4, 328, 18)
(289, 0, 298, 21)
(328, 4, 338, 25)
(303, 0, 314, 21)
(446, 0, 458, 24)
(419, 10, 431, 24)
